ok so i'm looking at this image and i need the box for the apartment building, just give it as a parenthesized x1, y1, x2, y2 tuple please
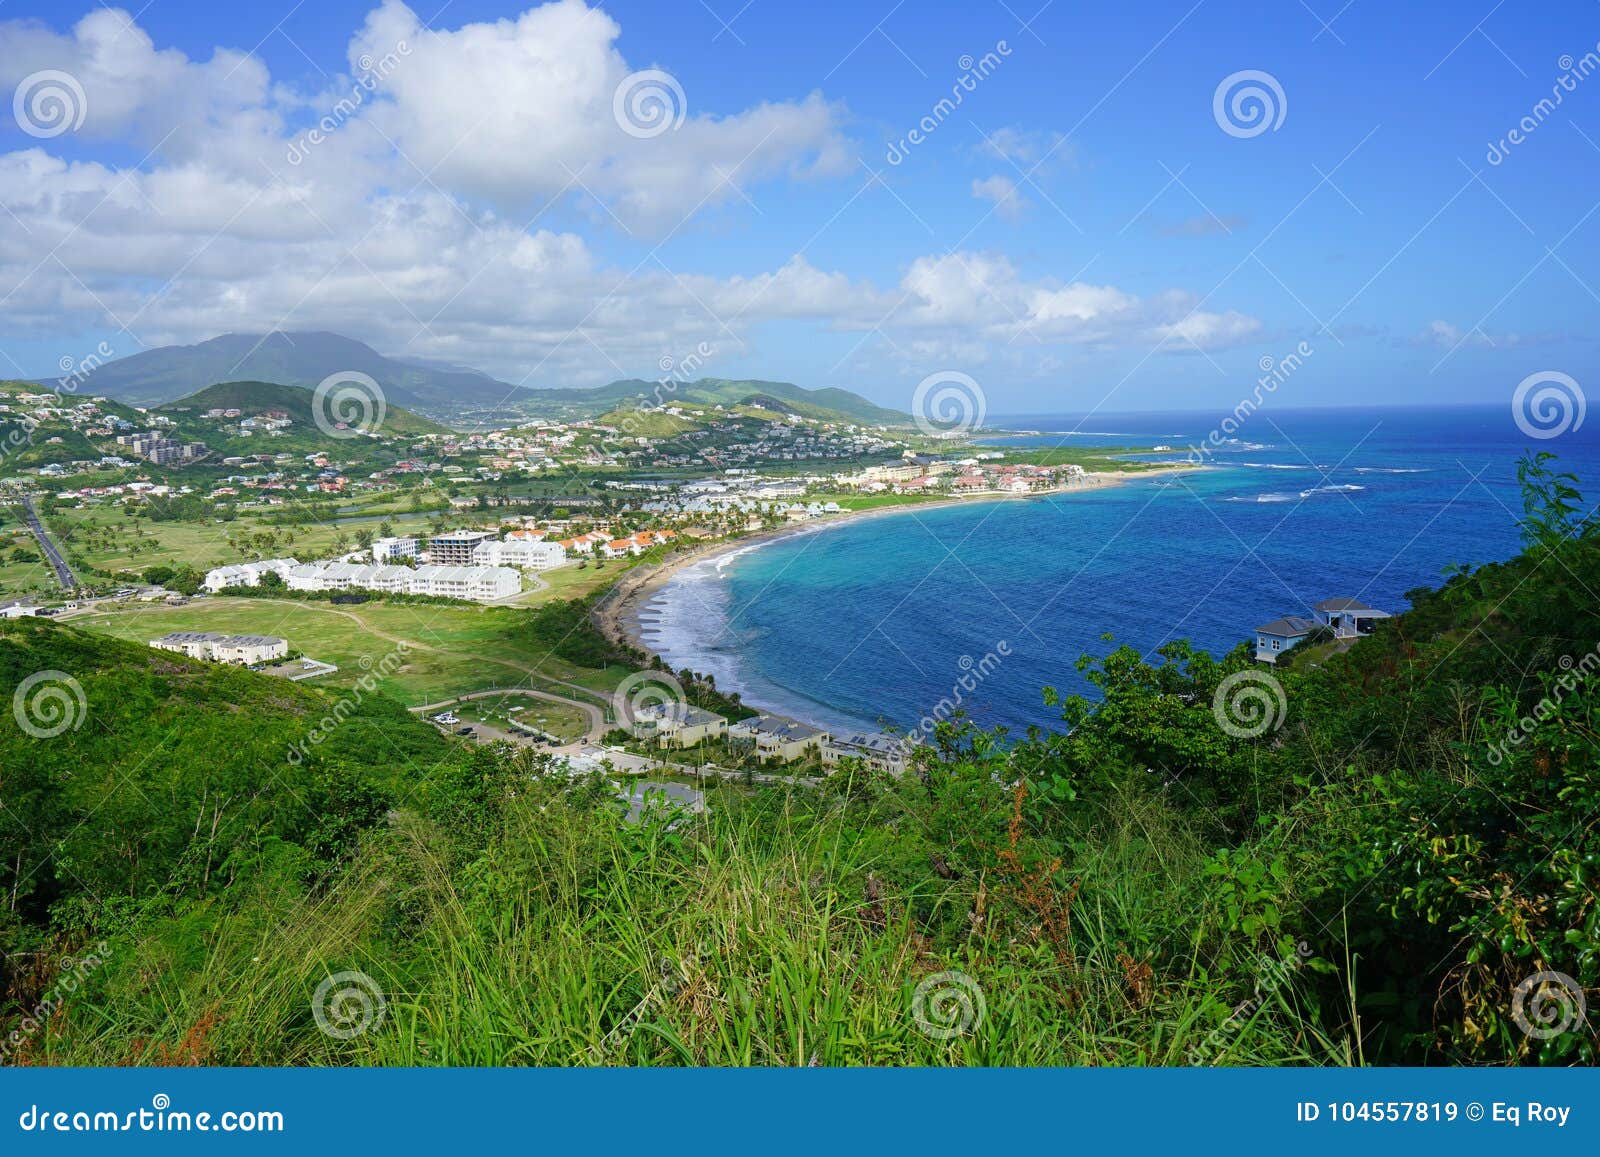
(150, 632, 288, 666)
(427, 530, 496, 566)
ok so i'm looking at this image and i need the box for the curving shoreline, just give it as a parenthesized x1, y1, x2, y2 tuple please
(593, 465, 1204, 675)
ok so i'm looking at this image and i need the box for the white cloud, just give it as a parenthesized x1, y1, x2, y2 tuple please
(1413, 320, 1549, 349)
(0, 4, 1265, 384)
(971, 175, 1027, 221)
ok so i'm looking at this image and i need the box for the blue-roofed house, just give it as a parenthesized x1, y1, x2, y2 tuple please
(1255, 615, 1319, 663)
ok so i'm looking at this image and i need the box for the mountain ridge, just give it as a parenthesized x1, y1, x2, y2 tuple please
(66, 332, 906, 426)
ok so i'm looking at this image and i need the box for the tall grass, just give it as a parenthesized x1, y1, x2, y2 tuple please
(22, 774, 1351, 1067)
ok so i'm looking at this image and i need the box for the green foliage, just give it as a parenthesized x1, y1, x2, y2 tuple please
(6, 455, 1597, 1069)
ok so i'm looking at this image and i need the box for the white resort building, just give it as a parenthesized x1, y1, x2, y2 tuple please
(371, 536, 419, 562)
(150, 632, 288, 666)
(203, 558, 300, 592)
(283, 561, 520, 602)
(472, 538, 568, 570)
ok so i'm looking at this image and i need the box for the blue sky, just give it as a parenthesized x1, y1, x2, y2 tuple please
(0, 0, 1595, 415)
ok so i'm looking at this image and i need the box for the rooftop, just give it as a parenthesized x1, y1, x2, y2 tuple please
(1255, 616, 1319, 637)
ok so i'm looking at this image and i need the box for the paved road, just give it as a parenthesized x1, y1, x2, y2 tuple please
(17, 496, 77, 590)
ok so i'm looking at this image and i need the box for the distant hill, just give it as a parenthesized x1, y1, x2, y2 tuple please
(77, 332, 514, 412)
(542, 378, 907, 425)
(593, 406, 703, 438)
(157, 381, 449, 439)
(70, 330, 907, 426)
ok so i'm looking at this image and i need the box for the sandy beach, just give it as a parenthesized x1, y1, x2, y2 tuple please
(593, 464, 1203, 659)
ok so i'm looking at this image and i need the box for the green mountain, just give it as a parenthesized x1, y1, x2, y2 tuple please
(158, 380, 450, 439)
(540, 377, 907, 425)
(75, 331, 513, 414)
(69, 332, 906, 428)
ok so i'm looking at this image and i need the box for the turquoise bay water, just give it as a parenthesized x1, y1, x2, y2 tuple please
(637, 405, 1600, 735)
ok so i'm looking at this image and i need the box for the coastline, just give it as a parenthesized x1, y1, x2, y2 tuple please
(592, 465, 1204, 722)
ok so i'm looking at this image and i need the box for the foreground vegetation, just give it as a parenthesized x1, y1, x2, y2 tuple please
(2, 454, 1596, 1065)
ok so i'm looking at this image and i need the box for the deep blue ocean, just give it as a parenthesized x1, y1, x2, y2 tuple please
(638, 404, 1600, 735)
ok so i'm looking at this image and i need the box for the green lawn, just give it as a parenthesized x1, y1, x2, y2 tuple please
(72, 596, 631, 708)
(453, 694, 591, 742)
(49, 504, 441, 577)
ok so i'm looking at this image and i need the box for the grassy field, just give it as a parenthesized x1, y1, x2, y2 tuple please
(71, 595, 629, 708)
(50, 503, 443, 576)
(452, 694, 592, 742)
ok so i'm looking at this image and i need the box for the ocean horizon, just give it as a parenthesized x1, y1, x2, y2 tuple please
(639, 403, 1600, 736)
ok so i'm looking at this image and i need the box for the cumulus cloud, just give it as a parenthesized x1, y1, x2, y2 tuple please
(971, 175, 1027, 221)
(0, 4, 1264, 383)
(879, 254, 1261, 350)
